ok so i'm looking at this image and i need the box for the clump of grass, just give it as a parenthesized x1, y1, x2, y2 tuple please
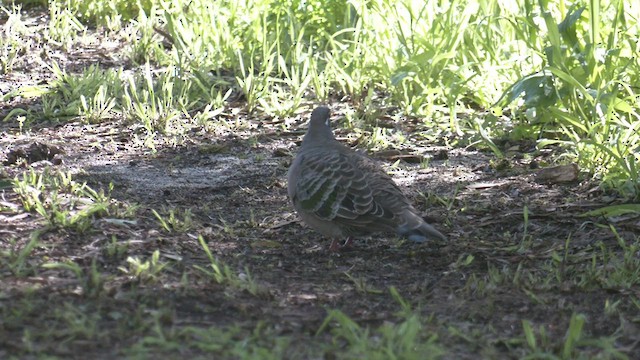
(5, 63, 123, 124)
(466, 223, 640, 297)
(151, 207, 194, 233)
(121, 63, 183, 134)
(47, 0, 86, 50)
(519, 312, 626, 359)
(0, 4, 31, 74)
(62, 0, 152, 29)
(0, 230, 42, 277)
(317, 287, 444, 359)
(126, 321, 292, 358)
(193, 235, 265, 297)
(12, 169, 124, 233)
(42, 258, 106, 296)
(118, 250, 168, 284)
(495, 1, 640, 199)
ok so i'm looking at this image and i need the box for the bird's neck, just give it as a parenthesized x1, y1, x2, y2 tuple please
(302, 132, 335, 146)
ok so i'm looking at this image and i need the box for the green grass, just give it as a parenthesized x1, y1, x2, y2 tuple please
(4, 0, 638, 197)
(12, 169, 127, 232)
(317, 295, 444, 359)
(0, 4, 30, 74)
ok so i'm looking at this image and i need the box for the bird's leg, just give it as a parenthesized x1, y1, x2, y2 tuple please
(329, 237, 353, 252)
(329, 238, 341, 252)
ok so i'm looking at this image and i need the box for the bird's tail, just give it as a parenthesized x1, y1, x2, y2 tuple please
(396, 211, 447, 243)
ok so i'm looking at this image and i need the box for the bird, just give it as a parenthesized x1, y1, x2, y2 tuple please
(287, 106, 447, 251)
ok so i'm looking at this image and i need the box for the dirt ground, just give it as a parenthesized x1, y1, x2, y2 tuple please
(1, 10, 639, 359)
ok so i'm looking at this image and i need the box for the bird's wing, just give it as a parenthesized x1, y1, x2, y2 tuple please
(292, 150, 399, 230)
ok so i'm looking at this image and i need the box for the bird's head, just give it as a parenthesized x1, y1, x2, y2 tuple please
(303, 106, 334, 145)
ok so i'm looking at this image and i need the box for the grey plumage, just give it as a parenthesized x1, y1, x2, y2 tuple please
(287, 106, 446, 249)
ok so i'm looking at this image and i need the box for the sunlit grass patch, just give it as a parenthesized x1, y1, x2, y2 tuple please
(0, 4, 32, 74)
(494, 1, 640, 199)
(12, 169, 131, 233)
(6, 0, 638, 198)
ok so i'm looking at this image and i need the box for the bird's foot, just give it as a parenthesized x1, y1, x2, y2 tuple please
(329, 237, 353, 252)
